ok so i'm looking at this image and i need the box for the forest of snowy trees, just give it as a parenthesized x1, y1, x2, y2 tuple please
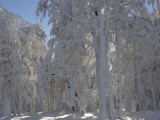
(0, 6, 47, 117)
(1, 0, 160, 120)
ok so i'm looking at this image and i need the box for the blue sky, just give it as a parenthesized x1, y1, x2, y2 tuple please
(0, 0, 52, 40)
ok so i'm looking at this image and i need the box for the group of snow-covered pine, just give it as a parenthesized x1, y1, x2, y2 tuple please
(1, 0, 160, 120)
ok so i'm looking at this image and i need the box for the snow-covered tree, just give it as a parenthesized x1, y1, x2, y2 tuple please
(0, 6, 46, 117)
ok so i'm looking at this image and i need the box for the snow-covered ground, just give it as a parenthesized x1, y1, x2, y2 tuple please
(124, 111, 160, 120)
(1, 111, 97, 120)
(1, 110, 160, 120)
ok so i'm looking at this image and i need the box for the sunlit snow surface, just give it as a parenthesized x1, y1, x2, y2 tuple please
(1, 110, 160, 120)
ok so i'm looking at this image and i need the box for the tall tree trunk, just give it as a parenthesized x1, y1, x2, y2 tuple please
(96, 39, 107, 120)
(150, 73, 157, 110)
(151, 87, 157, 110)
(115, 18, 122, 119)
(18, 93, 22, 116)
(108, 79, 115, 119)
(96, 11, 108, 120)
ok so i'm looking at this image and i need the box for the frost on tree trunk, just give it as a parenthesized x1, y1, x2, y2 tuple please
(96, 37, 107, 120)
(95, 10, 109, 120)
(115, 21, 122, 119)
